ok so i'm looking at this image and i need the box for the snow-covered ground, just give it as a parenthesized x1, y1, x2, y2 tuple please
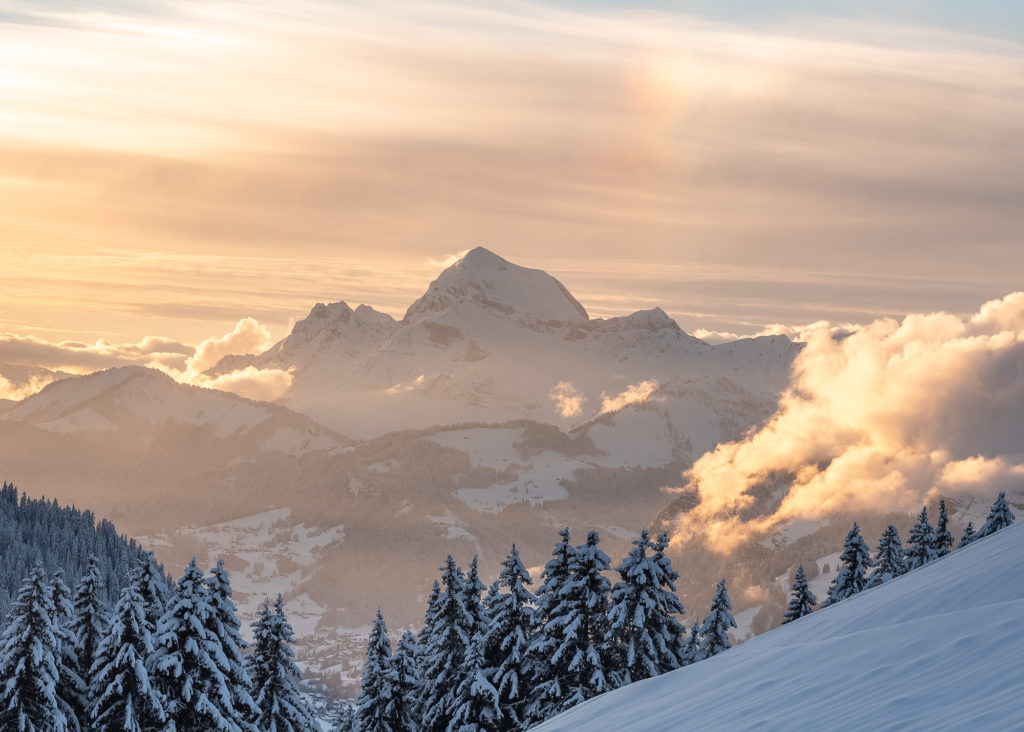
(539, 522, 1024, 731)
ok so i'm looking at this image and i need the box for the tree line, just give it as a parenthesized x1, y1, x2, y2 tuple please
(783, 492, 1016, 623)
(0, 552, 316, 732)
(343, 528, 738, 731)
(346, 492, 1016, 732)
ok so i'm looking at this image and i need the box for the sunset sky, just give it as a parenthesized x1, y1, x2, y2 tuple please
(2, 0, 1022, 376)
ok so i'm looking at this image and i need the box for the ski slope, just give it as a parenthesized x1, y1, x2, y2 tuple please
(539, 522, 1024, 731)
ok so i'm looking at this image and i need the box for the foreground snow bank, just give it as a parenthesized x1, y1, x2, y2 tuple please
(539, 522, 1024, 731)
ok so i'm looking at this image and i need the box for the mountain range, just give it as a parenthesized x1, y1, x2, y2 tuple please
(0, 248, 883, 694)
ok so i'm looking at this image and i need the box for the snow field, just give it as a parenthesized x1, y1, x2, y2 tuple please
(539, 522, 1024, 731)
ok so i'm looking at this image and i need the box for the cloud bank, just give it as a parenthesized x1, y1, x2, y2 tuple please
(675, 292, 1024, 552)
(0, 319, 292, 403)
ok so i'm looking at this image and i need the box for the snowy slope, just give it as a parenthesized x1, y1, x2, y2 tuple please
(1, 365, 345, 453)
(539, 523, 1024, 731)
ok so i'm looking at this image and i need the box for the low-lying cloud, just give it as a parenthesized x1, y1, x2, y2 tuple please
(187, 318, 274, 374)
(600, 379, 660, 415)
(674, 292, 1024, 553)
(550, 381, 587, 418)
(0, 319, 292, 403)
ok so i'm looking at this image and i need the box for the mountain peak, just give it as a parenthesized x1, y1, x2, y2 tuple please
(404, 248, 589, 324)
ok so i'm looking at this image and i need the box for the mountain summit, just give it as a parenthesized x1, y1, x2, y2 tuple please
(404, 247, 589, 324)
(210, 248, 797, 437)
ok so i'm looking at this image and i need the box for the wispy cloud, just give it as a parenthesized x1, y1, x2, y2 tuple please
(600, 379, 660, 415)
(1, 1, 1022, 342)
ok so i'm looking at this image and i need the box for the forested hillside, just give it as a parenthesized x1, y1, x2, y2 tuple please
(0, 481, 154, 618)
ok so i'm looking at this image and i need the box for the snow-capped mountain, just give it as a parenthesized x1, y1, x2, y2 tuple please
(2, 365, 343, 452)
(215, 247, 798, 438)
(0, 251, 805, 695)
(538, 522, 1024, 730)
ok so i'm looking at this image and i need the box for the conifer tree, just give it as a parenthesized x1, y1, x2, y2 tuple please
(356, 610, 395, 732)
(525, 530, 613, 724)
(682, 623, 701, 665)
(867, 525, 907, 587)
(462, 556, 491, 643)
(978, 491, 1016, 537)
(958, 521, 977, 548)
(153, 558, 251, 732)
(448, 633, 501, 732)
(698, 578, 736, 659)
(781, 565, 817, 624)
(934, 500, 954, 557)
(132, 551, 169, 633)
(0, 564, 69, 731)
(51, 570, 85, 730)
(330, 704, 355, 732)
(522, 528, 576, 727)
(415, 580, 442, 724)
(823, 523, 873, 606)
(650, 533, 688, 665)
(420, 557, 475, 731)
(906, 507, 937, 570)
(387, 631, 421, 732)
(71, 554, 108, 720)
(248, 596, 317, 732)
(205, 560, 260, 726)
(482, 545, 536, 730)
(90, 575, 167, 732)
(605, 530, 686, 686)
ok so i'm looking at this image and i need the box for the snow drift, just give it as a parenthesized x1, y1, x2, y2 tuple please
(539, 521, 1024, 730)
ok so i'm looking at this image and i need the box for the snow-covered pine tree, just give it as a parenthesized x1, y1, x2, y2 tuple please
(205, 560, 260, 726)
(958, 521, 977, 548)
(0, 564, 69, 732)
(248, 596, 317, 732)
(481, 545, 536, 730)
(867, 525, 907, 587)
(356, 609, 394, 732)
(823, 523, 873, 607)
(698, 578, 736, 659)
(462, 556, 491, 644)
(650, 532, 688, 665)
(905, 507, 937, 570)
(934, 500, 954, 557)
(682, 623, 701, 665)
(132, 551, 169, 633)
(978, 491, 1016, 537)
(415, 579, 442, 724)
(330, 704, 355, 732)
(781, 565, 817, 624)
(525, 530, 613, 724)
(387, 630, 421, 731)
(605, 530, 686, 686)
(522, 528, 576, 727)
(90, 572, 167, 731)
(153, 558, 250, 732)
(50, 570, 85, 730)
(448, 633, 501, 732)
(70, 554, 108, 721)
(420, 556, 475, 731)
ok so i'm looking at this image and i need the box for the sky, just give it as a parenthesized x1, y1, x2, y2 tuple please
(1, 0, 1023, 381)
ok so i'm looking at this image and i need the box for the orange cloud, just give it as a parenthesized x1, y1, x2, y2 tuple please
(675, 292, 1024, 552)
